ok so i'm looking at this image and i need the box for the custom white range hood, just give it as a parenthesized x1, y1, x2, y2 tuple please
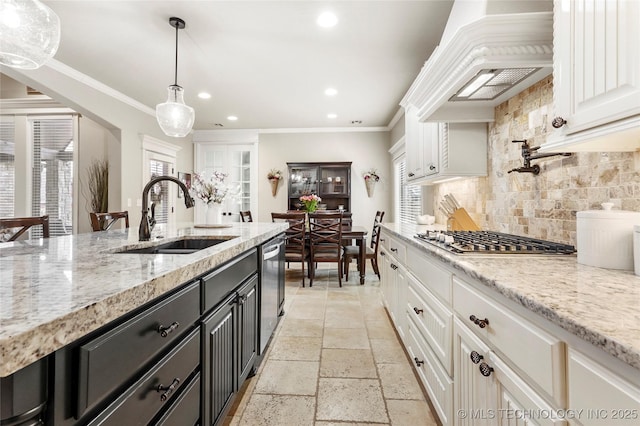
(402, 0, 553, 123)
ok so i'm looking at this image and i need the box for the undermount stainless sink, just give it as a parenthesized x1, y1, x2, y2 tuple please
(116, 237, 236, 254)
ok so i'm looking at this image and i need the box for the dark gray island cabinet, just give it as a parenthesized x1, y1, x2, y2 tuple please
(1, 236, 284, 426)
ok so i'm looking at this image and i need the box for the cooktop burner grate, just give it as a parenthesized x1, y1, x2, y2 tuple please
(414, 230, 576, 255)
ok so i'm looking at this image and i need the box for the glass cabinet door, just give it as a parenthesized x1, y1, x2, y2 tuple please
(289, 167, 318, 198)
(319, 167, 349, 196)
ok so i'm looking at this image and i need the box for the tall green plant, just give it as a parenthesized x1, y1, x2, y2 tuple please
(87, 159, 109, 213)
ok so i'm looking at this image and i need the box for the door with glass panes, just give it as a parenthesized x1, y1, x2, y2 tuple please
(194, 143, 255, 223)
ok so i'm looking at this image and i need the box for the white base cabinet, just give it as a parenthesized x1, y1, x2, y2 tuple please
(379, 227, 640, 426)
(567, 348, 640, 426)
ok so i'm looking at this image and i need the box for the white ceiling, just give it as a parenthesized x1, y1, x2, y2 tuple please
(38, 0, 454, 131)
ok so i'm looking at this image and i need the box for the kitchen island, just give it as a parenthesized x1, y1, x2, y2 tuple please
(379, 222, 640, 426)
(0, 221, 287, 425)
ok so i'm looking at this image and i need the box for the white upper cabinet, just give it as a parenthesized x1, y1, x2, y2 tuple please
(405, 106, 439, 182)
(541, 0, 640, 152)
(403, 112, 487, 185)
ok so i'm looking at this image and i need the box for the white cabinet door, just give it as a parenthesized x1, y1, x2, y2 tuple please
(453, 317, 495, 426)
(543, 0, 640, 151)
(568, 348, 640, 426)
(404, 106, 425, 181)
(194, 143, 256, 224)
(491, 353, 566, 426)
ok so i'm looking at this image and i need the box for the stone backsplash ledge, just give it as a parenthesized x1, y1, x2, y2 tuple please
(433, 75, 640, 246)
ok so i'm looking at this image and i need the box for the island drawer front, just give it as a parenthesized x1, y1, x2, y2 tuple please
(77, 282, 200, 418)
(388, 236, 406, 263)
(407, 246, 452, 304)
(87, 328, 200, 426)
(153, 372, 201, 426)
(453, 277, 565, 406)
(406, 277, 453, 376)
(202, 248, 258, 313)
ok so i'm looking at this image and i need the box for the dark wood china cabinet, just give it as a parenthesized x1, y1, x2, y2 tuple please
(287, 162, 351, 212)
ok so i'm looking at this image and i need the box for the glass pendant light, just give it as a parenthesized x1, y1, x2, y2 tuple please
(0, 0, 61, 69)
(156, 17, 195, 138)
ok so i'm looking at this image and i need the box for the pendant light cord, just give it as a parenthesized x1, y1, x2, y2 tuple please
(174, 22, 179, 86)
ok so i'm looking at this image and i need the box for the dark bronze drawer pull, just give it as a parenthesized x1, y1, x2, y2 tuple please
(380, 252, 386, 256)
(413, 307, 424, 315)
(157, 321, 179, 338)
(390, 247, 398, 253)
(469, 315, 489, 328)
(390, 264, 398, 270)
(479, 362, 494, 377)
(470, 351, 483, 364)
(414, 357, 424, 367)
(157, 377, 180, 401)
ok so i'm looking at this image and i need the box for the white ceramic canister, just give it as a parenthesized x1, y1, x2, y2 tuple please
(576, 203, 640, 270)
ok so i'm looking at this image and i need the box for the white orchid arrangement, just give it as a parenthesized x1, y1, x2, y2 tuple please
(190, 171, 230, 205)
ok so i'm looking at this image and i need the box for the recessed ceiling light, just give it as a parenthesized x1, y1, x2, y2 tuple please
(317, 12, 338, 28)
(227, 116, 238, 121)
(198, 92, 211, 99)
(327, 113, 337, 119)
(324, 87, 338, 96)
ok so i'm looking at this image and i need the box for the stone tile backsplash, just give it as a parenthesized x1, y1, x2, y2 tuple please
(433, 75, 640, 245)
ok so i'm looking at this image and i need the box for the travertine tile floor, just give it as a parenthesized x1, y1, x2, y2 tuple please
(224, 264, 440, 426)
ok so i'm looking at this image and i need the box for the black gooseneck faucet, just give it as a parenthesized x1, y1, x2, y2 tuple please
(139, 175, 195, 241)
(508, 140, 572, 175)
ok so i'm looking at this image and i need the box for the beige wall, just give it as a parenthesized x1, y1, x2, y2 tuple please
(257, 131, 392, 227)
(432, 75, 640, 245)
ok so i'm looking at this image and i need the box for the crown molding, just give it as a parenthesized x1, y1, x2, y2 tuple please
(257, 126, 388, 134)
(192, 129, 259, 144)
(45, 59, 156, 117)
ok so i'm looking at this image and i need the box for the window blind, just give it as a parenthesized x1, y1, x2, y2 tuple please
(0, 119, 15, 219)
(397, 156, 422, 224)
(149, 159, 170, 224)
(31, 118, 74, 238)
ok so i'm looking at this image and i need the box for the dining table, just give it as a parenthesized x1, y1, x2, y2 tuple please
(340, 225, 368, 285)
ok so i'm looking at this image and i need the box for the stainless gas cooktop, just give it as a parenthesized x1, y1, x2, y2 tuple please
(414, 230, 576, 255)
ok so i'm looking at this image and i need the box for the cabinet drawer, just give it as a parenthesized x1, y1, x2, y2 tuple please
(153, 372, 201, 426)
(453, 277, 565, 407)
(202, 248, 257, 313)
(407, 246, 452, 304)
(406, 276, 453, 375)
(568, 348, 640, 425)
(387, 237, 406, 263)
(77, 282, 200, 417)
(88, 328, 200, 426)
(406, 317, 453, 425)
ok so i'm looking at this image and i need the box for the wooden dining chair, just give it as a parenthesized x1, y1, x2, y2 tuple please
(271, 212, 308, 286)
(343, 210, 385, 281)
(240, 210, 253, 222)
(308, 211, 344, 287)
(0, 215, 50, 242)
(89, 211, 129, 232)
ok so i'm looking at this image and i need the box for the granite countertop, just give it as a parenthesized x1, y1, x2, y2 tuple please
(381, 222, 640, 372)
(0, 222, 287, 377)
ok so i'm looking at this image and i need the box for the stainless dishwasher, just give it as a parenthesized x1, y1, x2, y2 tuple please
(259, 235, 284, 355)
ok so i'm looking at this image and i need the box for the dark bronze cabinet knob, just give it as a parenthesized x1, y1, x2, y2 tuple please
(413, 307, 424, 315)
(552, 117, 567, 128)
(479, 362, 494, 377)
(429, 165, 436, 170)
(414, 357, 424, 367)
(469, 315, 489, 328)
(470, 351, 483, 364)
